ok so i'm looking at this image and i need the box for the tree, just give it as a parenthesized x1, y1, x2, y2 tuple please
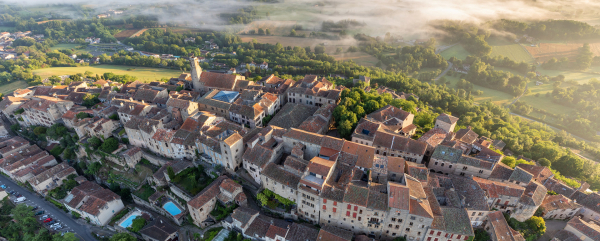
(53, 232, 77, 241)
(85, 162, 102, 175)
(129, 216, 146, 232)
(258, 28, 265, 35)
(538, 158, 551, 167)
(110, 233, 137, 241)
(314, 46, 325, 54)
(99, 137, 119, 153)
(502, 156, 517, 168)
(472, 230, 490, 241)
(33, 126, 47, 136)
(167, 166, 175, 179)
(265, 29, 271, 35)
(76, 112, 90, 119)
(82, 93, 99, 107)
(338, 120, 353, 139)
(109, 113, 119, 120)
(88, 136, 102, 148)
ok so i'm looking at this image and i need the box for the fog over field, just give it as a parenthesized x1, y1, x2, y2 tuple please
(4, 0, 600, 36)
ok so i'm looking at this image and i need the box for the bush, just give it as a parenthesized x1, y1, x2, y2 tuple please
(88, 136, 102, 148)
(50, 146, 64, 157)
(99, 137, 119, 153)
(109, 113, 119, 120)
(121, 138, 129, 144)
(33, 126, 47, 136)
(128, 216, 146, 232)
(14, 108, 24, 115)
(76, 112, 90, 119)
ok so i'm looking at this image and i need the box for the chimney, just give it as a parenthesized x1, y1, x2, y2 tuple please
(129, 97, 133, 101)
(141, 100, 145, 104)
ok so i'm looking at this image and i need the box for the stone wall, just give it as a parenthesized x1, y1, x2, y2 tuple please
(141, 151, 169, 166)
(168, 184, 193, 202)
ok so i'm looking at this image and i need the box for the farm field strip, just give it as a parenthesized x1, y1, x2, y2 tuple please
(32, 65, 183, 83)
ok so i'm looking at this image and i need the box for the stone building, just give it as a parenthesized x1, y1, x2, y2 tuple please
(562, 217, 600, 241)
(63, 180, 124, 226)
(187, 176, 246, 227)
(434, 113, 458, 133)
(20, 96, 74, 127)
(286, 75, 341, 107)
(243, 126, 286, 184)
(484, 211, 525, 241)
(540, 194, 581, 220)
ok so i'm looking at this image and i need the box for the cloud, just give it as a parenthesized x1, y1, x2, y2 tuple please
(4, 0, 600, 36)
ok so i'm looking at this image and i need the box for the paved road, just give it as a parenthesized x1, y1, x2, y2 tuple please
(434, 62, 453, 81)
(0, 175, 97, 241)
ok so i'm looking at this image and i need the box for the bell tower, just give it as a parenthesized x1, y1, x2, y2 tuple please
(190, 57, 202, 92)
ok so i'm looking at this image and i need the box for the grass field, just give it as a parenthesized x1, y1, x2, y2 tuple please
(32, 65, 183, 82)
(443, 75, 516, 106)
(114, 29, 142, 40)
(488, 38, 535, 63)
(440, 44, 469, 60)
(50, 43, 89, 55)
(0, 26, 14, 32)
(329, 52, 379, 67)
(0, 81, 29, 95)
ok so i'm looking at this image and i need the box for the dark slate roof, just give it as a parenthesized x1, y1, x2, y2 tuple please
(437, 113, 459, 124)
(139, 216, 178, 241)
(519, 181, 547, 206)
(269, 103, 318, 129)
(567, 217, 600, 241)
(576, 192, 600, 214)
(262, 163, 301, 188)
(509, 166, 534, 184)
(489, 162, 514, 181)
(343, 184, 369, 206)
(431, 145, 462, 163)
(439, 207, 474, 236)
(286, 223, 319, 241)
(457, 155, 494, 170)
(231, 206, 259, 228)
(454, 127, 479, 143)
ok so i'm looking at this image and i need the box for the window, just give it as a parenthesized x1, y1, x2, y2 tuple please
(354, 206, 358, 211)
(405, 228, 410, 232)
(334, 201, 337, 206)
(353, 213, 357, 218)
(359, 210, 363, 214)
(358, 217, 361, 221)
(463, 166, 468, 170)
(398, 219, 403, 223)
(395, 225, 399, 229)
(347, 204, 351, 209)
(472, 212, 476, 216)
(409, 222, 413, 226)
(392, 218, 396, 221)
(441, 163, 444, 167)
(435, 161, 438, 165)
(479, 170, 484, 174)
(449, 164, 452, 168)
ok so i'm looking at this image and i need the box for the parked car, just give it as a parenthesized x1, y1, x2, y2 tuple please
(50, 223, 60, 228)
(41, 215, 49, 219)
(43, 218, 52, 223)
(31, 206, 38, 211)
(0, 184, 6, 188)
(46, 220, 55, 225)
(15, 197, 26, 202)
(34, 211, 44, 216)
(8, 191, 15, 195)
(53, 225, 62, 230)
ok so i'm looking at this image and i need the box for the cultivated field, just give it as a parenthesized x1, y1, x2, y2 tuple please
(114, 29, 142, 40)
(50, 43, 89, 55)
(32, 65, 183, 82)
(524, 42, 600, 63)
(130, 29, 149, 38)
(0, 81, 29, 95)
(440, 44, 469, 60)
(488, 38, 535, 63)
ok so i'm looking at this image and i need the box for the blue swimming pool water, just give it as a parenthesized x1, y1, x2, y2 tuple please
(119, 214, 139, 228)
(163, 201, 182, 216)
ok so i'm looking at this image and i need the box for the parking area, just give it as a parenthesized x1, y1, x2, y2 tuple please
(0, 175, 97, 241)
(3, 184, 75, 235)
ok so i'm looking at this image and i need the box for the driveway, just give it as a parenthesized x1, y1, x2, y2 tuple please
(0, 174, 97, 241)
(537, 219, 567, 241)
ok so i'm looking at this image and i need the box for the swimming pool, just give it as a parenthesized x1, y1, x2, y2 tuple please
(163, 201, 182, 216)
(119, 214, 139, 228)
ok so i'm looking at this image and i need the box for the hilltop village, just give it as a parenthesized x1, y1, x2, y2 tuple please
(0, 57, 598, 241)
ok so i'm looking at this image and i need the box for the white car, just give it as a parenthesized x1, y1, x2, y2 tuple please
(50, 223, 61, 228)
(15, 197, 26, 202)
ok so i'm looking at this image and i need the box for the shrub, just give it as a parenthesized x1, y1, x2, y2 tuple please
(76, 112, 90, 119)
(128, 216, 146, 232)
(14, 108, 24, 115)
(100, 137, 119, 153)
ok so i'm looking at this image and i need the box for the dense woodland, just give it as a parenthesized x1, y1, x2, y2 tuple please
(493, 19, 600, 40)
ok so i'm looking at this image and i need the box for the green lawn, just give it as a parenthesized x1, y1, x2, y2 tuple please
(50, 43, 89, 55)
(32, 65, 183, 82)
(443, 75, 516, 106)
(440, 44, 470, 60)
(489, 38, 534, 63)
(0, 81, 29, 94)
(0, 26, 14, 32)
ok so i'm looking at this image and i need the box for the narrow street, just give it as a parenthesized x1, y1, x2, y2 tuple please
(0, 174, 97, 241)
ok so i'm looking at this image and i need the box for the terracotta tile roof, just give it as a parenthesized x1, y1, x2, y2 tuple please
(65, 92, 87, 104)
(568, 217, 600, 240)
(473, 177, 525, 198)
(373, 131, 427, 155)
(133, 89, 160, 102)
(200, 72, 240, 90)
(367, 105, 412, 123)
(447, 174, 490, 211)
(245, 215, 272, 238)
(122, 146, 141, 157)
(418, 128, 447, 148)
(489, 162, 514, 181)
(343, 183, 369, 206)
(541, 194, 580, 212)
(265, 221, 290, 239)
(367, 185, 388, 211)
(488, 211, 525, 241)
(219, 178, 242, 194)
(297, 116, 327, 134)
(166, 98, 190, 109)
(317, 225, 353, 241)
(339, 141, 375, 169)
(406, 162, 428, 182)
(455, 127, 479, 143)
(284, 128, 323, 146)
(188, 176, 228, 208)
(65, 181, 121, 216)
(0, 96, 27, 111)
(387, 156, 406, 173)
(307, 157, 335, 177)
(33, 86, 52, 96)
(388, 182, 410, 210)
(516, 164, 553, 184)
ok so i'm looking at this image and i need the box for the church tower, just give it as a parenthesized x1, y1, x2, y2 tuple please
(190, 57, 202, 92)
